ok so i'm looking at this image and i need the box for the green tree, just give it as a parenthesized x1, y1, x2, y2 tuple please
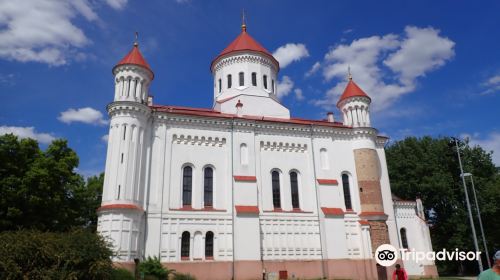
(0, 134, 103, 231)
(386, 136, 499, 275)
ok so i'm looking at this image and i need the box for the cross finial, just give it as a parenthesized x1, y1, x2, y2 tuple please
(347, 65, 352, 81)
(241, 9, 247, 32)
(134, 31, 139, 46)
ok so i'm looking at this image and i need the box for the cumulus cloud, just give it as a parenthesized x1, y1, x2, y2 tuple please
(276, 76, 294, 99)
(314, 26, 455, 112)
(462, 132, 500, 166)
(480, 74, 500, 95)
(58, 107, 108, 125)
(273, 43, 309, 68)
(305, 61, 321, 77)
(0, 0, 127, 66)
(294, 88, 305, 101)
(0, 126, 55, 144)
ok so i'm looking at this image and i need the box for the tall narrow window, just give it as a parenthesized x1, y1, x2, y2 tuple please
(205, 231, 214, 258)
(400, 228, 409, 249)
(240, 143, 248, 165)
(204, 167, 213, 207)
(117, 185, 121, 199)
(290, 172, 300, 209)
(121, 153, 124, 163)
(123, 126, 127, 140)
(263, 75, 268, 89)
(227, 74, 232, 88)
(239, 72, 244, 86)
(252, 72, 257, 86)
(272, 171, 281, 209)
(182, 166, 192, 206)
(272, 79, 275, 94)
(218, 79, 222, 93)
(342, 173, 352, 210)
(181, 231, 190, 259)
(320, 148, 329, 169)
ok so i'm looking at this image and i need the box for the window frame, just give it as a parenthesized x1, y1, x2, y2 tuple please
(181, 231, 190, 259)
(342, 173, 352, 210)
(290, 171, 300, 209)
(205, 231, 214, 259)
(239, 72, 244, 87)
(227, 74, 232, 89)
(203, 166, 214, 208)
(271, 170, 281, 209)
(182, 166, 193, 207)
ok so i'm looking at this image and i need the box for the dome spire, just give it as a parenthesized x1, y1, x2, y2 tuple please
(347, 65, 352, 81)
(241, 9, 247, 32)
(134, 31, 139, 47)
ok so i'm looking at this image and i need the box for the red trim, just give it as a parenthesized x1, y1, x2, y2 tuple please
(321, 207, 344, 216)
(359, 211, 386, 216)
(181, 257, 189, 261)
(317, 179, 339, 185)
(234, 175, 257, 182)
(205, 256, 214, 260)
(345, 209, 357, 214)
(235, 205, 259, 214)
(97, 204, 144, 212)
(150, 105, 349, 129)
(358, 220, 370, 225)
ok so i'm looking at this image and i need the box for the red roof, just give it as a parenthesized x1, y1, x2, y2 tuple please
(211, 26, 279, 70)
(337, 79, 370, 107)
(317, 179, 339, 185)
(114, 44, 153, 77)
(233, 175, 257, 182)
(235, 205, 259, 214)
(321, 207, 345, 216)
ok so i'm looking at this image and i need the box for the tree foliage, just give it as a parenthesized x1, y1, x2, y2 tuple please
(0, 229, 114, 279)
(0, 134, 103, 231)
(386, 136, 500, 274)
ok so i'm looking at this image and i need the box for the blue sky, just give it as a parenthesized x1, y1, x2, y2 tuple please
(1, 0, 500, 176)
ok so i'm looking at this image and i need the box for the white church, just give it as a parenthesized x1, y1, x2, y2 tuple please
(97, 22, 438, 280)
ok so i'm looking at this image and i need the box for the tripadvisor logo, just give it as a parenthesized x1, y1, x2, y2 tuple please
(375, 244, 482, 267)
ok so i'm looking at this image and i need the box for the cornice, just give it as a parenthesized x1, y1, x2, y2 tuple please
(107, 101, 151, 117)
(212, 53, 278, 73)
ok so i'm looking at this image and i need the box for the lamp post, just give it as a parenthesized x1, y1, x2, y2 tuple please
(462, 173, 491, 268)
(452, 137, 483, 272)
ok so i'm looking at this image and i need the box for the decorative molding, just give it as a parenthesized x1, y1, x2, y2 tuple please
(97, 203, 144, 212)
(212, 53, 278, 73)
(260, 141, 307, 152)
(235, 205, 259, 214)
(321, 207, 344, 216)
(172, 134, 226, 147)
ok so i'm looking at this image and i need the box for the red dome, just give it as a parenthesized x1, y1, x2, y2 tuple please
(337, 79, 370, 107)
(114, 44, 153, 78)
(211, 26, 279, 71)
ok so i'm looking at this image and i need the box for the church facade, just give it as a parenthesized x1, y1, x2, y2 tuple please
(97, 23, 438, 279)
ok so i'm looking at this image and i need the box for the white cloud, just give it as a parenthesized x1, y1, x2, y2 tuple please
(105, 0, 128, 10)
(58, 107, 108, 125)
(101, 134, 109, 142)
(343, 29, 354, 34)
(276, 76, 294, 99)
(305, 61, 321, 77)
(273, 43, 309, 68)
(462, 132, 500, 166)
(314, 26, 455, 112)
(0, 126, 55, 144)
(294, 88, 305, 101)
(0, 0, 127, 66)
(481, 74, 500, 95)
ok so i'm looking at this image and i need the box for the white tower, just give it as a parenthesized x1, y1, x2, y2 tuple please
(211, 22, 290, 118)
(97, 37, 153, 261)
(336, 73, 371, 127)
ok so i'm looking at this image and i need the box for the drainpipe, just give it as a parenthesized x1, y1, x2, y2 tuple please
(231, 119, 235, 280)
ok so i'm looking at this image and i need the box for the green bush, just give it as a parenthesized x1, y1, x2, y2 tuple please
(0, 229, 113, 279)
(111, 267, 135, 280)
(139, 256, 174, 279)
(173, 272, 196, 280)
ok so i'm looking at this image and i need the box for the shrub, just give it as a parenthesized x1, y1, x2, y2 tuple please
(111, 267, 135, 280)
(173, 272, 196, 280)
(0, 229, 113, 279)
(139, 256, 174, 279)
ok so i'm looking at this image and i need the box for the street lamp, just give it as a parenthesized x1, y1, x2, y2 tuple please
(451, 137, 483, 272)
(461, 173, 491, 268)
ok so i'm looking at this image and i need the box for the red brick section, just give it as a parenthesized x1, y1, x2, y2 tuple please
(233, 175, 257, 182)
(358, 180, 385, 213)
(235, 205, 259, 214)
(316, 179, 338, 185)
(358, 220, 370, 225)
(97, 204, 143, 212)
(321, 207, 344, 216)
(368, 221, 390, 252)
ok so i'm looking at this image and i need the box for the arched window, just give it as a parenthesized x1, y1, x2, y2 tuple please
(342, 173, 352, 210)
(290, 172, 300, 209)
(239, 72, 244, 86)
(320, 148, 329, 169)
(181, 231, 190, 259)
(263, 75, 268, 89)
(272, 171, 281, 209)
(205, 231, 214, 258)
(240, 143, 248, 165)
(182, 166, 192, 206)
(400, 228, 409, 249)
(218, 78, 221, 93)
(204, 167, 213, 207)
(227, 74, 232, 88)
(252, 72, 257, 86)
